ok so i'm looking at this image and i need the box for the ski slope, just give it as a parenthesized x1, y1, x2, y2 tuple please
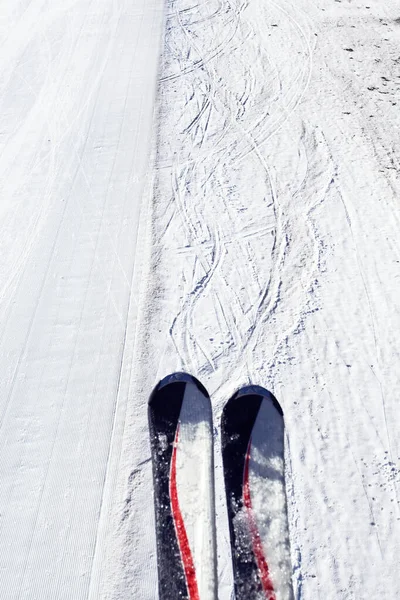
(1, 0, 400, 599)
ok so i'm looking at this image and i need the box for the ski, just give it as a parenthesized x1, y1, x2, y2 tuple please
(221, 386, 294, 600)
(148, 373, 217, 600)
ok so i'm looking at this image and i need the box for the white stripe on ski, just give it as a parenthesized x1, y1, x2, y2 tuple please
(249, 395, 294, 600)
(175, 382, 217, 600)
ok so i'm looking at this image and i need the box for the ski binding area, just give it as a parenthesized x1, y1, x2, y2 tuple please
(148, 373, 293, 600)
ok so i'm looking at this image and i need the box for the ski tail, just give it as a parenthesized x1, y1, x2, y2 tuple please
(148, 373, 217, 600)
(221, 386, 294, 600)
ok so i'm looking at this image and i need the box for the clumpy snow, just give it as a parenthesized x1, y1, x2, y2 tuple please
(1, 0, 399, 598)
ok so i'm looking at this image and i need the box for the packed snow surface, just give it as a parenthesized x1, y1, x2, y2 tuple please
(1, 0, 400, 599)
(0, 1, 163, 598)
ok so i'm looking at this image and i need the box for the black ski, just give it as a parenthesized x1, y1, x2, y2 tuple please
(148, 372, 217, 600)
(221, 386, 294, 600)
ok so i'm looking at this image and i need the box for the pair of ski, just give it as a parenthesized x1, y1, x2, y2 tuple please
(148, 373, 293, 600)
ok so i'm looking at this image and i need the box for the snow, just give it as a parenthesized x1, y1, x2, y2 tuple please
(0, 1, 164, 599)
(1, 0, 400, 599)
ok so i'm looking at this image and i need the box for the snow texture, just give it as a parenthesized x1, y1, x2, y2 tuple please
(0, 1, 164, 599)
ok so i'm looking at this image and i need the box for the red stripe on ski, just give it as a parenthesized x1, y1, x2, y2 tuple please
(170, 424, 200, 600)
(243, 438, 276, 600)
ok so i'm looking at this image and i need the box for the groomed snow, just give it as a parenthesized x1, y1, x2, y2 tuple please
(0, 1, 164, 598)
(1, 0, 400, 599)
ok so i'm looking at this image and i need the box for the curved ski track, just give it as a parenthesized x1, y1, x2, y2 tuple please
(156, 0, 324, 391)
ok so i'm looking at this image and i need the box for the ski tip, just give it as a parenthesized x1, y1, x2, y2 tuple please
(150, 372, 209, 400)
(229, 385, 283, 416)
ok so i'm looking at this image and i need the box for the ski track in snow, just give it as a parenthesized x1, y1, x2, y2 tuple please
(105, 0, 400, 598)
